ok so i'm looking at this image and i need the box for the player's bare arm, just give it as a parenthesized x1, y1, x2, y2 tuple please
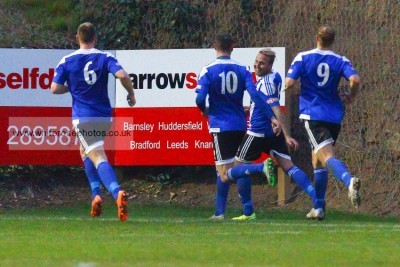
(340, 74, 360, 104)
(50, 82, 69, 94)
(347, 74, 361, 104)
(271, 105, 299, 149)
(115, 69, 136, 107)
(284, 77, 297, 91)
(270, 117, 282, 135)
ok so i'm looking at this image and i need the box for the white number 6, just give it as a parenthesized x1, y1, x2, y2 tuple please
(84, 61, 97, 85)
(317, 63, 329, 86)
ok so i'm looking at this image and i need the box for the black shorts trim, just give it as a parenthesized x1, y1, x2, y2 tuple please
(303, 120, 341, 152)
(235, 133, 290, 162)
(211, 131, 245, 165)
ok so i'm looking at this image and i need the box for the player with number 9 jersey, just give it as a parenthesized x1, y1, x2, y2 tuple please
(285, 26, 361, 219)
(287, 49, 357, 124)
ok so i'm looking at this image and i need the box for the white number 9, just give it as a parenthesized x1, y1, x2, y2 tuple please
(317, 63, 329, 86)
(84, 61, 97, 85)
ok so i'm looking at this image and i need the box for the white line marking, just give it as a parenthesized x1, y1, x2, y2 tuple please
(1, 216, 399, 229)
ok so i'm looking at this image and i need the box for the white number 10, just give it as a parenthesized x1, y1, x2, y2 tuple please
(317, 63, 329, 86)
(219, 71, 238, 94)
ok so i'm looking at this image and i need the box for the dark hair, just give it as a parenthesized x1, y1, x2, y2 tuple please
(318, 26, 335, 47)
(77, 22, 96, 43)
(258, 48, 276, 65)
(214, 33, 233, 53)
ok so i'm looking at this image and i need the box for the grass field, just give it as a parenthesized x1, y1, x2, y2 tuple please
(0, 203, 399, 267)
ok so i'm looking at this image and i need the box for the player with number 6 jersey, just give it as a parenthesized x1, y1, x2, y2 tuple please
(51, 22, 135, 222)
(53, 47, 121, 121)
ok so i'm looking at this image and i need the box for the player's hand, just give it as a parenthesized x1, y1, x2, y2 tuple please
(243, 106, 250, 116)
(271, 118, 281, 136)
(201, 107, 209, 118)
(285, 136, 299, 150)
(127, 94, 136, 107)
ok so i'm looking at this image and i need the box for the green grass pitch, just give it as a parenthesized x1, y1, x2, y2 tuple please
(0, 203, 399, 266)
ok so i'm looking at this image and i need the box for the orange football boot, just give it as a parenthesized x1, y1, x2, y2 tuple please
(91, 195, 103, 217)
(116, 190, 128, 222)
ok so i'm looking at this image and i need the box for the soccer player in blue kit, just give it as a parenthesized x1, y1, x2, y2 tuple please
(227, 48, 317, 220)
(195, 33, 280, 220)
(285, 26, 361, 220)
(51, 22, 136, 222)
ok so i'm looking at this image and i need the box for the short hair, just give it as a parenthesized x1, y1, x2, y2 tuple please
(258, 48, 276, 65)
(77, 22, 96, 44)
(214, 33, 233, 53)
(318, 26, 335, 47)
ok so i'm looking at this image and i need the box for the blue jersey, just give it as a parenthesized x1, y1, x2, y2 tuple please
(53, 48, 123, 122)
(287, 48, 357, 124)
(196, 56, 274, 132)
(248, 72, 281, 137)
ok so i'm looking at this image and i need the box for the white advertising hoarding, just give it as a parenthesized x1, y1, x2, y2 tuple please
(0, 48, 285, 165)
(116, 48, 285, 107)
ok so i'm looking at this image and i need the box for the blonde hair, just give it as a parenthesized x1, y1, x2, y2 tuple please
(258, 48, 276, 65)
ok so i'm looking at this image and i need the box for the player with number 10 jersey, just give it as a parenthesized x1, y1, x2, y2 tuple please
(196, 57, 275, 133)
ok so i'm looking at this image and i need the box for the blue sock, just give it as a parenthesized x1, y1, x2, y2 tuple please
(215, 171, 230, 216)
(326, 158, 352, 187)
(97, 161, 120, 200)
(286, 166, 316, 205)
(228, 163, 263, 182)
(237, 176, 254, 216)
(83, 157, 102, 199)
(314, 168, 328, 210)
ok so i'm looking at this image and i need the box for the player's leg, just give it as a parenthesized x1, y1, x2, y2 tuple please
(211, 168, 230, 220)
(312, 152, 328, 211)
(210, 131, 244, 219)
(269, 134, 316, 205)
(74, 122, 104, 218)
(229, 134, 263, 220)
(88, 147, 128, 222)
(227, 159, 275, 186)
(76, 121, 128, 221)
(86, 147, 119, 198)
(227, 135, 266, 182)
(232, 175, 255, 220)
(318, 145, 361, 208)
(80, 145, 103, 217)
(305, 120, 361, 208)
